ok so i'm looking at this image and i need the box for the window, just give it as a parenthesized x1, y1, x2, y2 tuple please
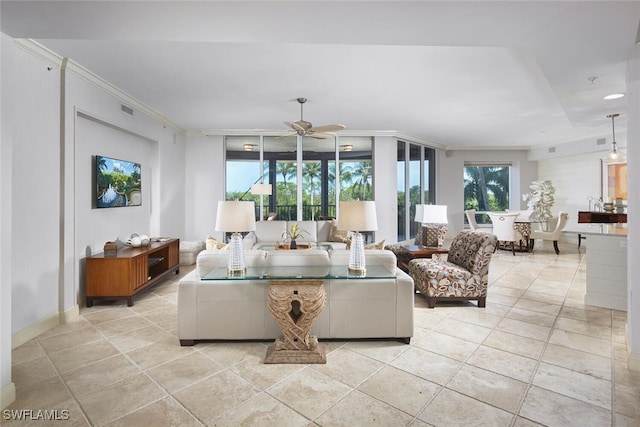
(339, 137, 373, 202)
(396, 141, 435, 241)
(225, 135, 373, 222)
(464, 163, 510, 225)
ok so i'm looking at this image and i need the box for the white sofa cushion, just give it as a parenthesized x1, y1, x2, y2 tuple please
(293, 221, 318, 243)
(254, 221, 287, 243)
(316, 220, 333, 242)
(265, 249, 330, 267)
(329, 249, 397, 274)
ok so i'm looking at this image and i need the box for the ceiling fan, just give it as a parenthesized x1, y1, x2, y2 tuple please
(284, 97, 346, 139)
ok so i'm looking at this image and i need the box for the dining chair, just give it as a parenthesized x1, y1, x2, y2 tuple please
(466, 209, 493, 234)
(487, 212, 520, 255)
(529, 212, 569, 254)
(465, 209, 481, 230)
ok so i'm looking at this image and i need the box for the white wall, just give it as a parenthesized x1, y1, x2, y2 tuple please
(438, 149, 538, 235)
(184, 134, 225, 241)
(75, 115, 154, 253)
(373, 136, 398, 244)
(537, 152, 602, 229)
(0, 31, 16, 410)
(10, 44, 61, 333)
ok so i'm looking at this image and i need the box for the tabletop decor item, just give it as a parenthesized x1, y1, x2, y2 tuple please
(282, 222, 308, 249)
(523, 180, 555, 229)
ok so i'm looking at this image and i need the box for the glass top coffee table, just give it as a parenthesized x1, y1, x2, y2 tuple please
(254, 243, 332, 251)
(200, 264, 395, 280)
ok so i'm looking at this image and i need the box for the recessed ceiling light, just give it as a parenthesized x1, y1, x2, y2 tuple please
(243, 144, 254, 151)
(604, 93, 624, 100)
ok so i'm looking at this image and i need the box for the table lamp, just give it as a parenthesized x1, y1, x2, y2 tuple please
(215, 200, 256, 274)
(338, 200, 378, 274)
(415, 204, 448, 247)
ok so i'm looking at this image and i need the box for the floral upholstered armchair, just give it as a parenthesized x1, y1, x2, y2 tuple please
(408, 230, 497, 308)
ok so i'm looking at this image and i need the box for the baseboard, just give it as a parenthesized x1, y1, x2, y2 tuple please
(0, 382, 16, 411)
(59, 304, 79, 324)
(625, 325, 640, 372)
(11, 305, 79, 349)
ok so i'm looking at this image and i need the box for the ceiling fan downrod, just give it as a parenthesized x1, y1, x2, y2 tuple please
(297, 97, 307, 121)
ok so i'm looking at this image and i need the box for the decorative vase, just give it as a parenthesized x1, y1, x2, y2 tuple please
(290, 240, 297, 250)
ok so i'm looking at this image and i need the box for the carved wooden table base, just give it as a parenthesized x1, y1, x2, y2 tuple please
(264, 279, 327, 364)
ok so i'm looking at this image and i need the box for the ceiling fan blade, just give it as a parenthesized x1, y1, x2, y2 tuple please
(276, 132, 297, 139)
(308, 124, 346, 133)
(308, 132, 336, 139)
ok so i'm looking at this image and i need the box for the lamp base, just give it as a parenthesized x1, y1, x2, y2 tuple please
(348, 232, 366, 274)
(227, 268, 246, 277)
(348, 266, 366, 276)
(227, 232, 246, 273)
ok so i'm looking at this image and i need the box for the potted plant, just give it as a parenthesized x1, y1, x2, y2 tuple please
(282, 222, 309, 249)
(522, 180, 555, 229)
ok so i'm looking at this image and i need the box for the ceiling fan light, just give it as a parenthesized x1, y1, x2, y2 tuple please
(602, 113, 626, 163)
(604, 93, 625, 100)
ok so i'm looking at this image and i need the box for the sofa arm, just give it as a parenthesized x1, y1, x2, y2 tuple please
(177, 270, 199, 344)
(395, 269, 415, 339)
(196, 249, 267, 277)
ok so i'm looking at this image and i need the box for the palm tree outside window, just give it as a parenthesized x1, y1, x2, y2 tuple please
(464, 164, 510, 226)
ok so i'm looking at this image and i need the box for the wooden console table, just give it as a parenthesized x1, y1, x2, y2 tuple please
(85, 238, 179, 307)
(578, 211, 627, 223)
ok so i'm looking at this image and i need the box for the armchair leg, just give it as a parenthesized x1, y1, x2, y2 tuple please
(477, 297, 486, 308)
(553, 240, 560, 255)
(511, 241, 515, 256)
(427, 297, 436, 309)
(529, 238, 535, 251)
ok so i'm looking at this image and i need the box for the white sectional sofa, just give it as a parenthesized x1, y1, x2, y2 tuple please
(242, 220, 348, 250)
(177, 248, 414, 345)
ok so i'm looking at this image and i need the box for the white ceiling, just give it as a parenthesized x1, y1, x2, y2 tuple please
(2, 1, 639, 150)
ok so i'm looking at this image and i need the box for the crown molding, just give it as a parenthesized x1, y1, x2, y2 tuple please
(189, 128, 447, 150)
(14, 39, 186, 135)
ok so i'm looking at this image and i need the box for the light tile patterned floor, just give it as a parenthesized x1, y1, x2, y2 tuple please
(5, 241, 640, 426)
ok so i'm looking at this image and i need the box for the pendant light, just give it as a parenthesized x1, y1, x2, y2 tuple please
(603, 113, 625, 163)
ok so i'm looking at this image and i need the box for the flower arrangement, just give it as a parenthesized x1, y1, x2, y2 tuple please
(282, 222, 309, 249)
(522, 180, 555, 223)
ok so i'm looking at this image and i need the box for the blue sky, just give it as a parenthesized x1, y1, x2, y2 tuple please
(99, 156, 139, 175)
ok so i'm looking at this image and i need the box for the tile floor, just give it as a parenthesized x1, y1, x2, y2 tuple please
(5, 241, 640, 426)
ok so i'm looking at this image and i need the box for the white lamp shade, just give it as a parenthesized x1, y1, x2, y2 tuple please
(338, 200, 378, 231)
(250, 183, 272, 195)
(415, 204, 448, 224)
(215, 200, 256, 232)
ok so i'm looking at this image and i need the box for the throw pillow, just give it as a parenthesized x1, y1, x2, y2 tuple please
(346, 239, 386, 250)
(414, 225, 427, 246)
(206, 235, 229, 251)
(424, 224, 447, 247)
(365, 240, 386, 249)
(415, 224, 447, 247)
(329, 219, 350, 243)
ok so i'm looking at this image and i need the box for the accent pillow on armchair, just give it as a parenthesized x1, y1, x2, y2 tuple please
(420, 224, 448, 247)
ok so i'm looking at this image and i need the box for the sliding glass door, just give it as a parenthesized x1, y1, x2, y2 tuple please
(397, 140, 435, 241)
